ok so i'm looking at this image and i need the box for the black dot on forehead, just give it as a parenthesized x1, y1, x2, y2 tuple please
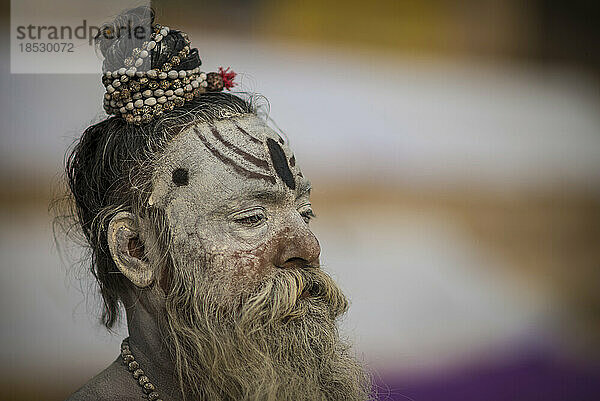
(267, 138, 295, 190)
(172, 168, 189, 186)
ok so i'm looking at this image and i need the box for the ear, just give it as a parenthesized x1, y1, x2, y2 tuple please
(107, 211, 154, 288)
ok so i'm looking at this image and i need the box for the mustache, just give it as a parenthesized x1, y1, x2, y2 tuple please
(238, 266, 349, 328)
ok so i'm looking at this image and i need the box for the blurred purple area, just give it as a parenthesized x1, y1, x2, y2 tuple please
(376, 348, 600, 401)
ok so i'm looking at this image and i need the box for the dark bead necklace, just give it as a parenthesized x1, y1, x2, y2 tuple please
(121, 338, 163, 401)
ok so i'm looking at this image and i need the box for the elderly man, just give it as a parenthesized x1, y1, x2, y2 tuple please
(65, 7, 371, 401)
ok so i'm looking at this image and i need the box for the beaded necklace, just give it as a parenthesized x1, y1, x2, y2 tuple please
(120, 338, 163, 401)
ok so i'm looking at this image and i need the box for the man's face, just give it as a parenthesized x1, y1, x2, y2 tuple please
(149, 114, 320, 299)
(144, 114, 370, 400)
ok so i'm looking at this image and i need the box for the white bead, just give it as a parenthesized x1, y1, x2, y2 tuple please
(147, 70, 157, 79)
(157, 96, 167, 104)
(134, 99, 144, 108)
(200, 72, 207, 80)
(136, 71, 144, 77)
(135, 58, 143, 67)
(132, 92, 142, 100)
(191, 80, 199, 88)
(178, 70, 186, 78)
(142, 90, 152, 98)
(104, 93, 111, 100)
(126, 68, 136, 77)
(160, 28, 168, 37)
(167, 95, 176, 101)
(144, 97, 157, 106)
(163, 26, 169, 33)
(140, 50, 149, 58)
(119, 107, 127, 114)
(168, 70, 178, 79)
(154, 34, 163, 42)
(184, 84, 192, 92)
(106, 85, 115, 93)
(164, 90, 173, 96)
(126, 102, 134, 110)
(154, 89, 164, 96)
(174, 88, 184, 96)
(147, 41, 156, 50)
(158, 72, 167, 80)
(201, 80, 208, 88)
(110, 100, 117, 107)
(118, 68, 126, 75)
(106, 71, 112, 78)
(113, 80, 121, 88)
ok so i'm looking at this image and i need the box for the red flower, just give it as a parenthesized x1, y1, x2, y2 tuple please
(218, 66, 236, 90)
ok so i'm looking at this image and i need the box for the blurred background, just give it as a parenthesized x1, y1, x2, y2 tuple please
(1, 0, 599, 400)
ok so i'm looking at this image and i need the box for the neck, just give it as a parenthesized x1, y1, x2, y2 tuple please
(123, 288, 182, 400)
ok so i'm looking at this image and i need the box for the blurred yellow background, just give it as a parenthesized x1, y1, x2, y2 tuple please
(1, 0, 599, 400)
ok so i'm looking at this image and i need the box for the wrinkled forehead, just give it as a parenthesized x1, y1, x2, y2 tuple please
(149, 114, 306, 208)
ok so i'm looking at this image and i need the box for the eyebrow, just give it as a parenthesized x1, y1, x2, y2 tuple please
(224, 180, 312, 206)
(245, 188, 288, 204)
(218, 188, 287, 209)
(296, 180, 312, 199)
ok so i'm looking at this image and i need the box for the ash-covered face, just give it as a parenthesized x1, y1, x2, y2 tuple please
(149, 114, 320, 299)
(136, 114, 370, 400)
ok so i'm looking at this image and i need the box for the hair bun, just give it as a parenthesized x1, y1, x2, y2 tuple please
(98, 7, 234, 125)
(96, 6, 155, 72)
(96, 6, 201, 74)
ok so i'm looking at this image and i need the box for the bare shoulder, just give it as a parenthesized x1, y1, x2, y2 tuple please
(65, 356, 140, 401)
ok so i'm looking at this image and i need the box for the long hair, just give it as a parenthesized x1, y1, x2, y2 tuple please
(61, 91, 254, 328)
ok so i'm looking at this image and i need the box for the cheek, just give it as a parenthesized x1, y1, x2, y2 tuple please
(226, 240, 278, 291)
(232, 240, 273, 278)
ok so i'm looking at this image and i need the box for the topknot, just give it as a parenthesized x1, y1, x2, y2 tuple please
(97, 6, 233, 125)
(96, 6, 155, 72)
(95, 6, 201, 74)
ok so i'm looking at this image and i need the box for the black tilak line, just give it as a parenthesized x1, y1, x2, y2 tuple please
(209, 125, 270, 170)
(233, 122, 263, 145)
(267, 138, 296, 190)
(195, 128, 276, 184)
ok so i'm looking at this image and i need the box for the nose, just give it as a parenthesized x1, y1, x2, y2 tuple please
(273, 222, 321, 269)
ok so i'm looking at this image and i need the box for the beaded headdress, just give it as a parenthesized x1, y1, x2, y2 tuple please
(101, 23, 236, 125)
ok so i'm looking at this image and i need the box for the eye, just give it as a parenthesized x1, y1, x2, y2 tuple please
(233, 208, 267, 228)
(299, 207, 316, 224)
(172, 168, 189, 186)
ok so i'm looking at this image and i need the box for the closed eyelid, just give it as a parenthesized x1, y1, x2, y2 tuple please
(231, 208, 268, 228)
(297, 202, 312, 210)
(231, 207, 266, 219)
(302, 204, 314, 211)
(299, 208, 316, 224)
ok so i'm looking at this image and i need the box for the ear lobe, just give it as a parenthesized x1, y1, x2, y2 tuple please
(107, 211, 154, 288)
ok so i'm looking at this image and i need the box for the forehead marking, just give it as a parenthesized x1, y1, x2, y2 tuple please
(194, 126, 276, 185)
(267, 138, 296, 190)
(210, 125, 269, 170)
(233, 122, 262, 145)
